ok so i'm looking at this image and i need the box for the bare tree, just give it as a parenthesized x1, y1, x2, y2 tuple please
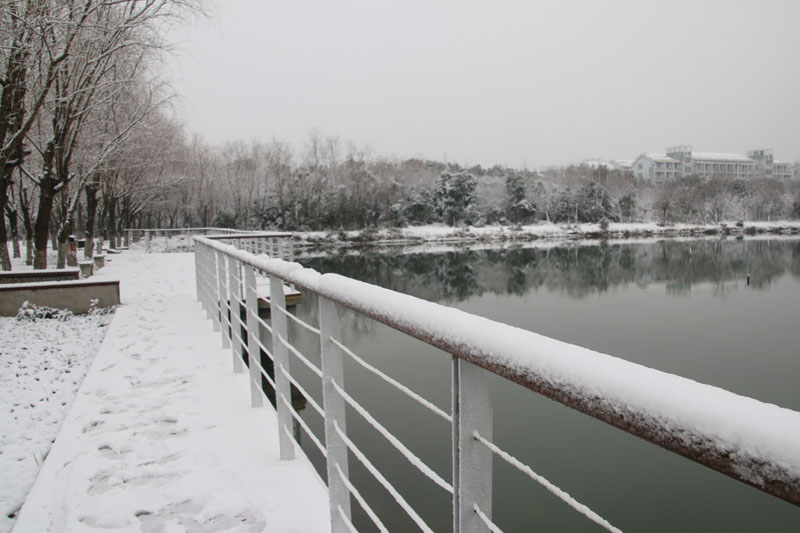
(0, 0, 95, 270)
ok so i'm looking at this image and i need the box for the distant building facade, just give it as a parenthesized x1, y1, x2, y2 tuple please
(632, 145, 794, 182)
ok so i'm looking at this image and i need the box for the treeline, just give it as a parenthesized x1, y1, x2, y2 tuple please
(0, 0, 199, 271)
(150, 133, 800, 232)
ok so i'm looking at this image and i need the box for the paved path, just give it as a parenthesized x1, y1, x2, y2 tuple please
(14, 252, 330, 532)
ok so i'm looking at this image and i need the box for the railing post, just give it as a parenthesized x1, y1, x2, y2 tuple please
(216, 250, 230, 346)
(207, 247, 220, 330)
(228, 255, 244, 373)
(145, 230, 151, 253)
(270, 274, 295, 460)
(320, 296, 351, 531)
(194, 243, 203, 303)
(452, 357, 493, 533)
(201, 246, 215, 321)
(245, 265, 264, 408)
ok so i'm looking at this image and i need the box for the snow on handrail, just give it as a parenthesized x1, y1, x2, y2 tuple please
(278, 364, 324, 418)
(331, 337, 452, 423)
(331, 379, 453, 494)
(333, 420, 435, 533)
(277, 334, 323, 378)
(337, 506, 358, 533)
(473, 504, 504, 533)
(253, 309, 273, 335)
(276, 304, 321, 335)
(252, 358, 276, 391)
(279, 395, 327, 458)
(335, 463, 389, 533)
(473, 431, 622, 532)
(252, 333, 273, 363)
(194, 235, 800, 506)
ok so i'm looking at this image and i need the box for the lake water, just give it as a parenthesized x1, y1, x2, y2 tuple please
(283, 238, 800, 532)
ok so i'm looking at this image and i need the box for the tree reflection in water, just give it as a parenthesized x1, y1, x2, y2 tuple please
(304, 238, 800, 302)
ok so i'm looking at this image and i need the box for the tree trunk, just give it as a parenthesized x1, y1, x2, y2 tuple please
(19, 187, 34, 266)
(57, 217, 76, 268)
(7, 206, 21, 258)
(107, 197, 117, 250)
(33, 183, 55, 269)
(0, 176, 11, 270)
(84, 183, 98, 259)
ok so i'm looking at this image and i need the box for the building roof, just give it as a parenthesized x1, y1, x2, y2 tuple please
(641, 153, 679, 163)
(691, 152, 753, 162)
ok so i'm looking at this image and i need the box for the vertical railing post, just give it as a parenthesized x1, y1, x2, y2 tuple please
(207, 247, 220, 330)
(320, 297, 351, 531)
(194, 241, 203, 303)
(270, 274, 295, 460)
(216, 249, 230, 346)
(245, 265, 264, 408)
(452, 357, 493, 533)
(228, 255, 244, 373)
(145, 230, 151, 253)
(202, 246, 215, 321)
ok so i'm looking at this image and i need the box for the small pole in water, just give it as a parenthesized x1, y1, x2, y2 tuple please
(746, 274, 750, 286)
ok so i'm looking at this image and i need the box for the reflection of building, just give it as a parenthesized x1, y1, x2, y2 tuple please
(632, 145, 794, 182)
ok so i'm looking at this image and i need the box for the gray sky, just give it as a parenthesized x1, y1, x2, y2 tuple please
(167, 0, 800, 168)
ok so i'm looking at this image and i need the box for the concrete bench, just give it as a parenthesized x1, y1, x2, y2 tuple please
(0, 269, 80, 284)
(0, 279, 120, 316)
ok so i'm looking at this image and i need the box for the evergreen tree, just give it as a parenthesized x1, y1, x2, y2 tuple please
(434, 171, 477, 226)
(575, 181, 616, 223)
(505, 173, 536, 224)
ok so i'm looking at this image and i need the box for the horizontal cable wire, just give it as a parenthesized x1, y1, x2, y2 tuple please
(474, 504, 504, 533)
(332, 338, 452, 423)
(473, 432, 622, 533)
(335, 463, 389, 533)
(278, 364, 324, 417)
(232, 332, 249, 356)
(277, 334, 323, 378)
(337, 506, 358, 533)
(251, 358, 276, 390)
(282, 307, 321, 335)
(254, 312, 273, 334)
(331, 379, 453, 494)
(252, 334, 274, 362)
(279, 395, 327, 458)
(333, 420, 434, 533)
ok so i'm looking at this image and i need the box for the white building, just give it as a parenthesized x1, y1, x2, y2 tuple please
(633, 145, 793, 181)
(632, 153, 680, 182)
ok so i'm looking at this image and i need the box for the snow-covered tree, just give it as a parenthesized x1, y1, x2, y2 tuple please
(434, 171, 477, 226)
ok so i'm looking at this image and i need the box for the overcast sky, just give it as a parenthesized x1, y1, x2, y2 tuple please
(166, 0, 800, 168)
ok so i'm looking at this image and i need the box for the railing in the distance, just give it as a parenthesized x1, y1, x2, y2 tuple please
(192, 234, 800, 533)
(124, 227, 264, 253)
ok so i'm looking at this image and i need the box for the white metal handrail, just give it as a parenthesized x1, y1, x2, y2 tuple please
(192, 234, 800, 533)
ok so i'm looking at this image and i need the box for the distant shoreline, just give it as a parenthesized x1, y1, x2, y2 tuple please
(295, 221, 800, 248)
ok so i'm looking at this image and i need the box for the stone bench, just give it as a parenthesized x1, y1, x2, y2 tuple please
(0, 279, 120, 316)
(0, 269, 80, 284)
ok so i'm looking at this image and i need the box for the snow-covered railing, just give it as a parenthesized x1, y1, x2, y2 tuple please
(192, 235, 800, 532)
(125, 227, 257, 253)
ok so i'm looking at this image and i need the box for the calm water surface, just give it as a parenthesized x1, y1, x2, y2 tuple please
(284, 238, 800, 532)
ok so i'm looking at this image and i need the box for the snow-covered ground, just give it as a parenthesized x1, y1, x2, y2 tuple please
(0, 307, 114, 530)
(5, 251, 329, 532)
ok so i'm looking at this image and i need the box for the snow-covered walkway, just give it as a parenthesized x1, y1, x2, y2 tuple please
(13, 251, 330, 532)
